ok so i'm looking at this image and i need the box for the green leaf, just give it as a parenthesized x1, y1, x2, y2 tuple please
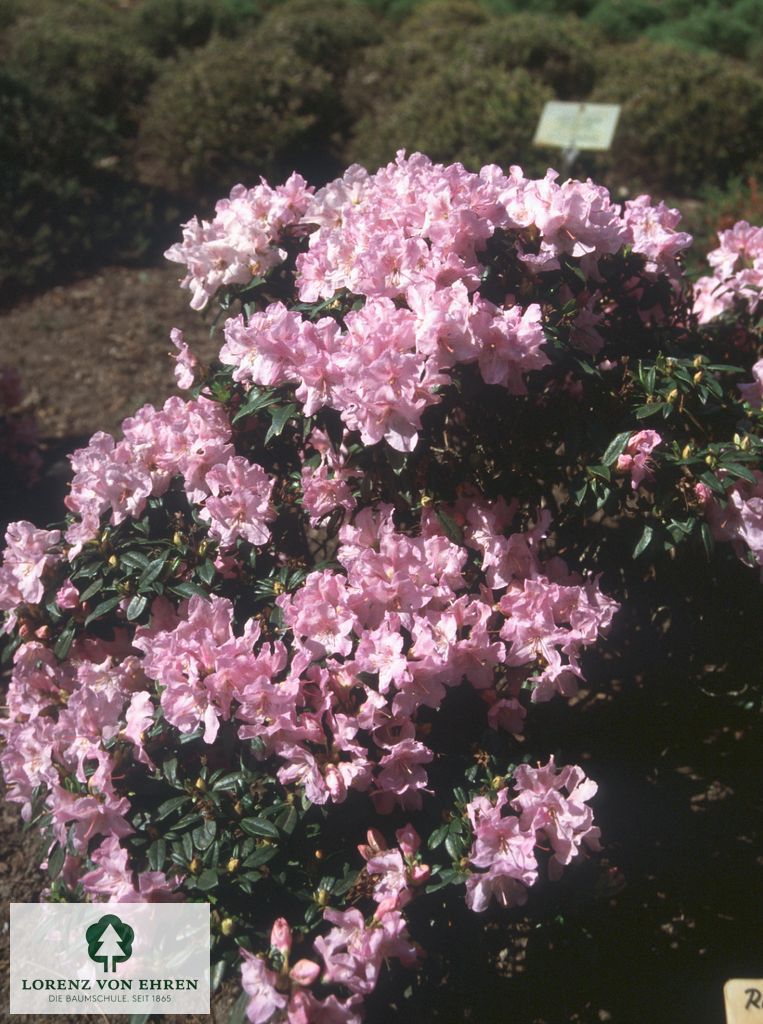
(633, 524, 654, 558)
(265, 403, 298, 445)
(242, 845, 278, 868)
(162, 757, 180, 788)
(232, 387, 279, 424)
(147, 838, 167, 871)
(587, 463, 611, 482)
(138, 552, 169, 591)
(240, 817, 280, 840)
(425, 868, 461, 893)
(229, 991, 250, 1024)
(275, 805, 298, 836)
(118, 551, 151, 571)
(170, 581, 210, 600)
(192, 820, 218, 851)
(699, 471, 726, 496)
(211, 958, 227, 993)
(601, 431, 633, 467)
(700, 521, 714, 560)
(635, 403, 666, 419)
(722, 462, 757, 484)
(48, 843, 65, 880)
(155, 795, 188, 821)
(445, 833, 466, 861)
(195, 869, 219, 891)
(53, 622, 76, 660)
(129, 1015, 151, 1024)
(126, 594, 148, 621)
(78, 578, 104, 603)
(197, 560, 216, 585)
(84, 594, 121, 625)
(211, 771, 248, 792)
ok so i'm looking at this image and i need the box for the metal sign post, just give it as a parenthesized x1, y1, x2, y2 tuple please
(533, 101, 621, 178)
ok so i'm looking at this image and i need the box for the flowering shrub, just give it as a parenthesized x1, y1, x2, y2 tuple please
(1, 152, 761, 1021)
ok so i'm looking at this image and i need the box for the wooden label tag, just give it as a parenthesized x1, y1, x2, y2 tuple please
(725, 980, 763, 1023)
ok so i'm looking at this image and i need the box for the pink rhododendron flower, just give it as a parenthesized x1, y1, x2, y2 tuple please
(0, 521, 61, 612)
(616, 430, 662, 489)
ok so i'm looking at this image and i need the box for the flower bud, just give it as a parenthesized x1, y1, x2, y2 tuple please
(220, 918, 235, 937)
(289, 959, 321, 987)
(270, 917, 292, 956)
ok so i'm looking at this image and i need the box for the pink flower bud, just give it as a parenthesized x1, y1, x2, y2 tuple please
(289, 959, 321, 987)
(270, 917, 292, 956)
(56, 581, 79, 609)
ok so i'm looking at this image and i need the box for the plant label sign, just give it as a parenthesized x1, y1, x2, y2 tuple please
(725, 980, 763, 1023)
(533, 101, 621, 152)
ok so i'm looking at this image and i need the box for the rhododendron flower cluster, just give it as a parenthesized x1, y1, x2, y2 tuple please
(693, 220, 763, 324)
(616, 430, 663, 489)
(2, 152, 762, 1021)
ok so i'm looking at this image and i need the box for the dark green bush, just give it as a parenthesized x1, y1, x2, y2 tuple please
(257, 0, 383, 80)
(343, 2, 493, 120)
(466, 13, 603, 97)
(4, 4, 157, 143)
(0, 71, 168, 301)
(646, 4, 759, 60)
(136, 34, 338, 197)
(586, 0, 665, 41)
(483, 0, 596, 14)
(591, 42, 763, 194)
(129, 0, 272, 58)
(345, 62, 552, 174)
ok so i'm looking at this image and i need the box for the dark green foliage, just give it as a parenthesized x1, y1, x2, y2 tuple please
(646, 1, 763, 60)
(0, 71, 171, 302)
(4, 3, 157, 142)
(465, 13, 603, 97)
(346, 62, 552, 174)
(135, 34, 339, 198)
(128, 0, 272, 58)
(258, 0, 383, 79)
(591, 42, 763, 194)
(586, 0, 665, 42)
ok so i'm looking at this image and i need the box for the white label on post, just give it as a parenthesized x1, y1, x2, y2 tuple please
(533, 101, 621, 151)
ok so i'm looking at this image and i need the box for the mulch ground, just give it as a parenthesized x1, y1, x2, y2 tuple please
(0, 261, 761, 1024)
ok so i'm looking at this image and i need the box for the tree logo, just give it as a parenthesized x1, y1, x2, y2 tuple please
(85, 914, 134, 973)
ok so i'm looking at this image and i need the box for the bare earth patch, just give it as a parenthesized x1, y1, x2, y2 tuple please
(0, 264, 219, 441)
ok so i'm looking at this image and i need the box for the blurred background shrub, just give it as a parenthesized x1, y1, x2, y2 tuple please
(346, 63, 552, 174)
(0, 68, 172, 304)
(591, 42, 763, 194)
(135, 34, 337, 199)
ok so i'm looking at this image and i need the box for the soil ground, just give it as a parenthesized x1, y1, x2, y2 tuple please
(0, 262, 761, 1024)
